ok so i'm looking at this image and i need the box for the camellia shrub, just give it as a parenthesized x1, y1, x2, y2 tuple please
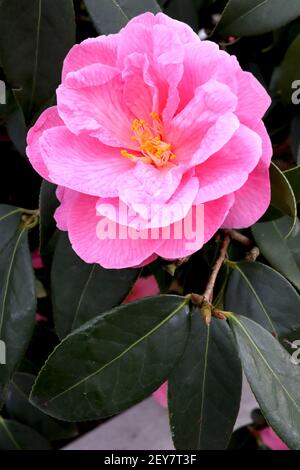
(1, 0, 300, 450)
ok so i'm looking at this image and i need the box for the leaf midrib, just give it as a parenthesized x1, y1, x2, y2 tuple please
(110, 0, 129, 21)
(43, 298, 189, 404)
(0, 417, 21, 450)
(71, 264, 96, 331)
(235, 264, 278, 336)
(232, 315, 300, 415)
(197, 325, 210, 449)
(0, 227, 26, 337)
(224, 0, 272, 29)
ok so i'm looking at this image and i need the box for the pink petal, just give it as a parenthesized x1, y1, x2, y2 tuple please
(223, 122, 272, 228)
(57, 75, 134, 148)
(145, 173, 199, 229)
(39, 126, 134, 198)
(26, 106, 64, 180)
(122, 53, 159, 120)
(168, 80, 239, 166)
(178, 41, 239, 112)
(236, 69, 271, 127)
(32, 249, 44, 269)
(133, 253, 158, 268)
(156, 194, 234, 259)
(117, 22, 184, 122)
(64, 63, 119, 89)
(128, 12, 199, 45)
(123, 275, 159, 303)
(194, 124, 262, 203)
(259, 427, 289, 450)
(152, 24, 184, 122)
(153, 382, 168, 408)
(67, 193, 163, 269)
(118, 162, 184, 218)
(96, 172, 199, 230)
(62, 35, 118, 82)
(54, 186, 79, 231)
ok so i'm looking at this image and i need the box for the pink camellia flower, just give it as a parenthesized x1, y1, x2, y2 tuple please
(123, 275, 160, 303)
(27, 12, 272, 269)
(32, 249, 44, 269)
(259, 427, 289, 450)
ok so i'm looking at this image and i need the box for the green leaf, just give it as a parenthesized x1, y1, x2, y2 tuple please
(163, 0, 198, 31)
(279, 34, 300, 103)
(52, 232, 141, 339)
(168, 314, 242, 450)
(39, 180, 59, 264)
(284, 166, 300, 203)
(214, 0, 300, 37)
(5, 373, 77, 441)
(229, 314, 300, 450)
(5, 90, 27, 156)
(291, 115, 300, 163)
(0, 205, 36, 403)
(252, 216, 300, 290)
(225, 261, 300, 338)
(0, 0, 75, 119)
(268, 162, 297, 237)
(30, 295, 190, 421)
(84, 0, 161, 34)
(0, 417, 50, 450)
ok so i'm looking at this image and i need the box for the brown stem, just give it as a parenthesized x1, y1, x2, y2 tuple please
(223, 229, 252, 246)
(203, 234, 231, 304)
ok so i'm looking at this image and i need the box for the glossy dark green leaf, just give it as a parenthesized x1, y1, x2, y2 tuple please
(30, 295, 190, 421)
(163, 0, 198, 31)
(84, 0, 161, 34)
(39, 180, 59, 264)
(0, 205, 22, 246)
(225, 261, 300, 338)
(0, 205, 36, 403)
(168, 313, 242, 450)
(5, 373, 77, 441)
(52, 232, 141, 339)
(269, 162, 297, 235)
(252, 216, 300, 290)
(229, 314, 300, 450)
(0, 0, 75, 119)
(284, 167, 300, 203)
(0, 417, 50, 450)
(214, 0, 300, 37)
(291, 115, 300, 163)
(279, 34, 300, 103)
(5, 90, 27, 156)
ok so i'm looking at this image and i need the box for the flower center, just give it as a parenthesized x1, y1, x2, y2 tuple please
(121, 112, 176, 168)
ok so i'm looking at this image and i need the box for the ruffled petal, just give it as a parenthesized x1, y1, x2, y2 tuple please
(62, 35, 118, 82)
(127, 12, 200, 45)
(223, 122, 272, 228)
(156, 194, 234, 259)
(26, 106, 64, 180)
(168, 80, 239, 167)
(178, 41, 239, 111)
(39, 126, 134, 197)
(96, 172, 199, 230)
(57, 75, 134, 148)
(67, 193, 163, 268)
(194, 124, 262, 203)
(54, 186, 78, 231)
(235, 68, 271, 127)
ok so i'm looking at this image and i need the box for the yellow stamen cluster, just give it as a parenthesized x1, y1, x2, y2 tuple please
(121, 113, 176, 168)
